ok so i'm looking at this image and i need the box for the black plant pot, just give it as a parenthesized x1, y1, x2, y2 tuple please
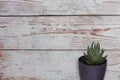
(78, 56, 107, 80)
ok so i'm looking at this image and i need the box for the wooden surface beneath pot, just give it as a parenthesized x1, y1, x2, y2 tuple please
(0, 51, 120, 80)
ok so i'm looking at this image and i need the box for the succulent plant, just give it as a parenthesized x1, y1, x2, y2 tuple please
(82, 42, 107, 65)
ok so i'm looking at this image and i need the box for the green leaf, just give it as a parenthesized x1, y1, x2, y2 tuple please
(82, 58, 93, 65)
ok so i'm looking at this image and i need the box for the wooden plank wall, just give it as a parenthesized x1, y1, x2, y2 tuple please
(0, 0, 120, 80)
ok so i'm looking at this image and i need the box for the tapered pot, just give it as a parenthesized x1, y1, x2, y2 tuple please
(78, 56, 107, 80)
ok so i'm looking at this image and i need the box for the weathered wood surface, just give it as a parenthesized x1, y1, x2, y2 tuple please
(0, 16, 120, 49)
(0, 51, 119, 80)
(0, 0, 120, 80)
(1, 0, 120, 15)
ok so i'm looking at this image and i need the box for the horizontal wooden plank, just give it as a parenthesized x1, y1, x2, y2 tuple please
(0, 16, 120, 49)
(1, 0, 120, 15)
(0, 50, 120, 80)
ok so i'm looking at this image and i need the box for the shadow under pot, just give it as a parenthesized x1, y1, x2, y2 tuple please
(78, 56, 107, 80)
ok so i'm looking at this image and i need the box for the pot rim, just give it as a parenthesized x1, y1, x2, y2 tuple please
(78, 56, 107, 67)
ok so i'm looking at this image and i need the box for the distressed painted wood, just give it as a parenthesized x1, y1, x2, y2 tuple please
(0, 16, 120, 49)
(0, 0, 120, 15)
(0, 50, 119, 80)
(0, 0, 120, 80)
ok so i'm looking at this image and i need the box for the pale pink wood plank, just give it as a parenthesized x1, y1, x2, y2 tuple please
(0, 0, 120, 15)
(0, 51, 119, 80)
(0, 16, 120, 49)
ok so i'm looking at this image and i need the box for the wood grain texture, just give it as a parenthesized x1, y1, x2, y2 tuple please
(0, 16, 120, 49)
(0, 50, 119, 80)
(0, 0, 120, 80)
(0, 0, 120, 15)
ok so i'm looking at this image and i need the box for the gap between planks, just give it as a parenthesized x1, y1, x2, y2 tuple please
(1, 15, 120, 17)
(0, 49, 120, 51)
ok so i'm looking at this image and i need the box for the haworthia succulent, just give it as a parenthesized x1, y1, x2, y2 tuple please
(83, 42, 107, 65)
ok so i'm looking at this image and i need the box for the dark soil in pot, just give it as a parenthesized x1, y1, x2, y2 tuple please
(78, 56, 107, 80)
